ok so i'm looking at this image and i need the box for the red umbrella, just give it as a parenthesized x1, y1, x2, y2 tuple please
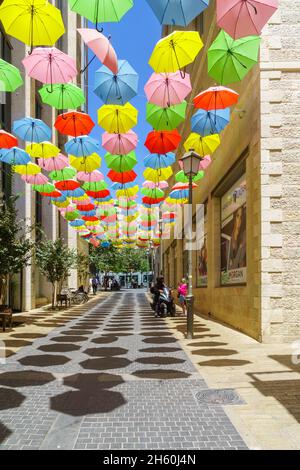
(41, 191, 62, 198)
(142, 196, 165, 205)
(82, 216, 99, 222)
(55, 111, 95, 137)
(77, 203, 95, 212)
(55, 180, 80, 191)
(107, 169, 137, 184)
(86, 189, 110, 199)
(145, 130, 181, 154)
(0, 130, 18, 148)
(193, 86, 239, 110)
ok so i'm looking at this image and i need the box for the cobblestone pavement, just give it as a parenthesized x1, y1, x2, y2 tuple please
(0, 292, 247, 450)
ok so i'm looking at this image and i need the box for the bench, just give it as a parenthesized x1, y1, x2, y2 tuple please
(56, 293, 71, 308)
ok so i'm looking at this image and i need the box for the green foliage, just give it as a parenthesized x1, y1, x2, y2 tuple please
(90, 245, 149, 274)
(0, 196, 34, 303)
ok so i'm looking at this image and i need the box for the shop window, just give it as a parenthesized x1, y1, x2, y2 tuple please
(196, 202, 208, 287)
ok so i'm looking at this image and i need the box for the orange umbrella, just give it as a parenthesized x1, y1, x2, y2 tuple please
(55, 111, 95, 137)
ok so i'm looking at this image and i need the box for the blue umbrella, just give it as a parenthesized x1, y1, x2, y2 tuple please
(169, 189, 189, 199)
(70, 219, 85, 227)
(13, 117, 51, 143)
(61, 188, 86, 198)
(65, 136, 101, 157)
(191, 107, 230, 136)
(146, 0, 209, 26)
(79, 210, 97, 217)
(144, 152, 175, 170)
(0, 147, 31, 165)
(94, 60, 139, 105)
(52, 194, 68, 203)
(111, 181, 136, 190)
(93, 195, 112, 203)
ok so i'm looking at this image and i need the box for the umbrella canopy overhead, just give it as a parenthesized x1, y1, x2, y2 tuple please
(94, 59, 139, 105)
(38, 154, 69, 172)
(146, 101, 187, 131)
(149, 30, 203, 73)
(39, 83, 85, 110)
(0, 147, 31, 165)
(22, 47, 77, 85)
(26, 142, 60, 159)
(77, 170, 104, 182)
(143, 152, 175, 170)
(0, 130, 18, 149)
(0, 0, 65, 48)
(69, 154, 101, 172)
(0, 58, 23, 92)
(217, 0, 278, 39)
(184, 133, 220, 156)
(175, 170, 204, 184)
(193, 86, 239, 110)
(191, 108, 230, 136)
(143, 166, 173, 183)
(13, 117, 51, 143)
(98, 103, 138, 133)
(65, 136, 101, 157)
(146, 0, 209, 26)
(107, 169, 137, 184)
(77, 28, 118, 74)
(105, 151, 137, 171)
(68, 0, 133, 25)
(102, 130, 138, 155)
(145, 130, 181, 153)
(14, 162, 41, 176)
(207, 30, 261, 85)
(55, 112, 95, 137)
(49, 167, 77, 182)
(145, 71, 192, 107)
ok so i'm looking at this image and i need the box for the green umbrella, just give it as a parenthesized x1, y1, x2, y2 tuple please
(82, 181, 108, 191)
(146, 101, 187, 131)
(39, 83, 85, 110)
(49, 167, 77, 181)
(105, 151, 137, 172)
(68, 0, 133, 25)
(33, 183, 56, 193)
(0, 58, 23, 92)
(65, 210, 80, 221)
(175, 170, 204, 184)
(141, 187, 165, 199)
(207, 30, 261, 85)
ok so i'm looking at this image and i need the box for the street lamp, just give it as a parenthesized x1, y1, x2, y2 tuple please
(179, 149, 203, 340)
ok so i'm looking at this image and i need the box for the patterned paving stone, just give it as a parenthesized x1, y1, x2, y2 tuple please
(0, 292, 247, 450)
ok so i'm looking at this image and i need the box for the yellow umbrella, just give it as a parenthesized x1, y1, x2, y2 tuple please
(14, 162, 41, 175)
(143, 166, 173, 183)
(52, 199, 70, 208)
(124, 214, 138, 223)
(85, 220, 100, 227)
(69, 154, 101, 172)
(0, 0, 65, 49)
(26, 142, 60, 159)
(98, 103, 138, 133)
(149, 30, 203, 73)
(116, 185, 139, 198)
(165, 196, 187, 205)
(184, 133, 220, 156)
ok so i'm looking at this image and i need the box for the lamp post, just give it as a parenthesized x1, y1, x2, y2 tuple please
(179, 149, 203, 340)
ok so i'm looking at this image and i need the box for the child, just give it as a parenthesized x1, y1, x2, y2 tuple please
(178, 278, 188, 316)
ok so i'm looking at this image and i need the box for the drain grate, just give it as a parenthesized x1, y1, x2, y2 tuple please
(195, 388, 245, 405)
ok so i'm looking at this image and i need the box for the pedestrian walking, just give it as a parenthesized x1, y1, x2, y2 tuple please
(178, 278, 188, 316)
(91, 276, 98, 295)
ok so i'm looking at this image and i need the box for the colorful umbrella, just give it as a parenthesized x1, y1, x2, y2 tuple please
(145, 71, 192, 107)
(178, 154, 212, 171)
(38, 154, 69, 172)
(0, 130, 18, 149)
(107, 169, 137, 184)
(26, 142, 60, 159)
(145, 130, 181, 153)
(55, 112, 95, 137)
(102, 130, 138, 155)
(69, 154, 101, 172)
(82, 181, 108, 191)
(55, 180, 80, 191)
(143, 152, 175, 170)
(146, 0, 209, 26)
(149, 30, 203, 74)
(146, 101, 187, 131)
(0, 58, 23, 92)
(142, 196, 164, 205)
(68, 0, 133, 28)
(0, 147, 30, 165)
(217, 0, 278, 39)
(193, 86, 239, 110)
(22, 48, 77, 90)
(98, 103, 138, 133)
(0, 0, 65, 50)
(184, 133, 220, 156)
(39, 83, 85, 110)
(141, 187, 165, 199)
(111, 181, 136, 191)
(143, 167, 173, 183)
(13, 117, 51, 143)
(94, 59, 138, 105)
(49, 167, 77, 182)
(77, 170, 104, 182)
(13, 162, 41, 176)
(105, 151, 137, 171)
(207, 30, 261, 85)
(86, 189, 110, 199)
(77, 28, 118, 75)
(21, 173, 48, 185)
(175, 170, 204, 183)
(142, 180, 169, 189)
(191, 108, 230, 136)
(65, 136, 100, 157)
(33, 183, 56, 194)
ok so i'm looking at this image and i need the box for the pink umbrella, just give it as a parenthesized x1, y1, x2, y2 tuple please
(38, 154, 69, 171)
(77, 28, 118, 74)
(77, 170, 104, 182)
(179, 155, 211, 171)
(22, 47, 77, 88)
(102, 130, 138, 155)
(144, 72, 192, 107)
(142, 180, 169, 189)
(72, 198, 92, 206)
(21, 173, 49, 185)
(217, 0, 278, 39)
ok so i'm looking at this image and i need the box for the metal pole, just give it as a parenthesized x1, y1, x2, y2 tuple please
(186, 174, 194, 339)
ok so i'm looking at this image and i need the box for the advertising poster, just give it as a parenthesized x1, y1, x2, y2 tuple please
(221, 176, 247, 285)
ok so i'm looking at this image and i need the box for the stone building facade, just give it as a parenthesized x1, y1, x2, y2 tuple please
(160, 0, 300, 343)
(0, 1, 89, 311)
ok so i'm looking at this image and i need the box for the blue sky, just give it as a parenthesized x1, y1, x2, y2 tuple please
(88, 2, 162, 199)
